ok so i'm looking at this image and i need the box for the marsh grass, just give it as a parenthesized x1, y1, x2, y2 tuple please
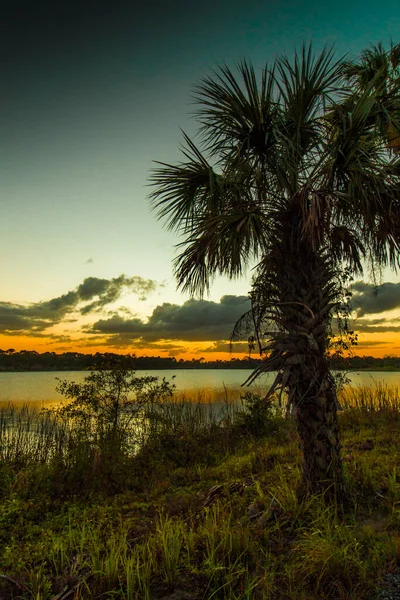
(0, 404, 70, 465)
(0, 382, 399, 599)
(142, 391, 239, 436)
(0, 381, 396, 474)
(339, 382, 400, 412)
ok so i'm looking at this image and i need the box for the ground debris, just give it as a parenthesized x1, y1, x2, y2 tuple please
(376, 568, 400, 600)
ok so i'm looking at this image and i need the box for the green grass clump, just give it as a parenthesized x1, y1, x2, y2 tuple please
(0, 383, 399, 599)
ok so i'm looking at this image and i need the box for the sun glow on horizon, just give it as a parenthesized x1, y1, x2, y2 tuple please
(1, 331, 400, 360)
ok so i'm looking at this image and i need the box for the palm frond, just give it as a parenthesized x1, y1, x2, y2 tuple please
(329, 226, 365, 273)
(173, 207, 271, 296)
(275, 44, 344, 148)
(149, 41, 400, 300)
(192, 60, 279, 160)
(149, 135, 223, 232)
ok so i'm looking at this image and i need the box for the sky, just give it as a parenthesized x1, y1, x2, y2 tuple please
(2, 0, 400, 359)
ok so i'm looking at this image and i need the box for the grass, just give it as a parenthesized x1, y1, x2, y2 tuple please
(0, 404, 71, 465)
(0, 383, 399, 599)
(340, 382, 400, 412)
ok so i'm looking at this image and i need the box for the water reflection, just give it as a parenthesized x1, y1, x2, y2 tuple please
(0, 369, 400, 408)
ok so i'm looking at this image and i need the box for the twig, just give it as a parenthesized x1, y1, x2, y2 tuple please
(0, 574, 29, 592)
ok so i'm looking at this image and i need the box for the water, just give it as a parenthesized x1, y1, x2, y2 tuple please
(0, 369, 399, 407)
(0, 370, 267, 407)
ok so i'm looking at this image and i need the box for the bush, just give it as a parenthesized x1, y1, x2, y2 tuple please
(235, 392, 278, 436)
(46, 363, 176, 494)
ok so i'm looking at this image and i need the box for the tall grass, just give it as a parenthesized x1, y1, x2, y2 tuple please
(0, 404, 70, 465)
(0, 384, 398, 484)
(339, 382, 400, 412)
(0, 389, 243, 498)
(1, 382, 398, 478)
(8, 485, 396, 599)
(142, 390, 240, 438)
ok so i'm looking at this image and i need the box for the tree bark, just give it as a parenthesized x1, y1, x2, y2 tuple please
(292, 364, 345, 501)
(258, 203, 347, 500)
(283, 229, 346, 501)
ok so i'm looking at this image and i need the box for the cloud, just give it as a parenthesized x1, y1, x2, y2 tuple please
(99, 337, 186, 351)
(351, 281, 400, 317)
(354, 340, 391, 348)
(7, 275, 400, 349)
(202, 340, 251, 354)
(0, 275, 159, 335)
(350, 316, 400, 334)
(88, 286, 400, 346)
(89, 295, 251, 343)
(78, 275, 158, 313)
(357, 340, 391, 348)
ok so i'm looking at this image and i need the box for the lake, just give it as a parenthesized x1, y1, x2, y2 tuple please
(0, 369, 400, 407)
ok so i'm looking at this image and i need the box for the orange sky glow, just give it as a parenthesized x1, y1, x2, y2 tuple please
(3, 3, 400, 367)
(1, 331, 399, 360)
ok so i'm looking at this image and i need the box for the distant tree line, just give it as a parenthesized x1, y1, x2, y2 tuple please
(0, 349, 262, 371)
(329, 354, 400, 371)
(0, 349, 399, 372)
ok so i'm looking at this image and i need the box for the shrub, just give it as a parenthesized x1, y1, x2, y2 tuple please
(46, 363, 175, 494)
(235, 392, 279, 436)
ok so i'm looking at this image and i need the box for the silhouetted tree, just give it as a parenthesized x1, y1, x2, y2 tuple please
(150, 43, 400, 499)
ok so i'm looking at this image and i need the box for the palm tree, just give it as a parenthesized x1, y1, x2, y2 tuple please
(150, 43, 400, 500)
(343, 42, 400, 150)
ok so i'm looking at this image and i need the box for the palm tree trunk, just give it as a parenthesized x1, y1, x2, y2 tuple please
(291, 363, 345, 501)
(269, 206, 346, 500)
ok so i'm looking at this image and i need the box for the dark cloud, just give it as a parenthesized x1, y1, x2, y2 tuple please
(71, 334, 187, 353)
(7, 274, 400, 347)
(89, 286, 400, 346)
(202, 340, 251, 354)
(0, 307, 47, 332)
(355, 340, 391, 347)
(104, 337, 185, 351)
(90, 295, 251, 342)
(0, 275, 159, 335)
(47, 335, 74, 344)
(351, 281, 400, 317)
(78, 276, 158, 314)
(351, 316, 400, 334)
(356, 324, 400, 333)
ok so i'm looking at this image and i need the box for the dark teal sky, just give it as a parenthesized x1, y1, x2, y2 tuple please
(1, 0, 400, 352)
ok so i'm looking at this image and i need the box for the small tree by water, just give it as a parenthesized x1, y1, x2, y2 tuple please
(53, 364, 175, 468)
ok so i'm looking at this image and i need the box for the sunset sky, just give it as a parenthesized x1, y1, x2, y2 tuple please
(2, 0, 400, 359)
